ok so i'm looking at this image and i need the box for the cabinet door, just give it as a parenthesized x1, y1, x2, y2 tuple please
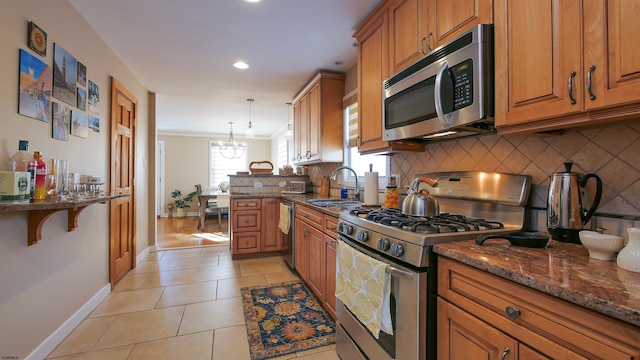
(356, 10, 390, 153)
(293, 100, 303, 162)
(495, 0, 583, 127)
(427, 0, 492, 49)
(261, 198, 282, 252)
(438, 298, 517, 360)
(307, 83, 321, 162)
(294, 218, 308, 280)
(306, 225, 325, 300)
(583, 0, 640, 110)
(324, 234, 337, 320)
(389, 0, 429, 73)
(295, 94, 310, 162)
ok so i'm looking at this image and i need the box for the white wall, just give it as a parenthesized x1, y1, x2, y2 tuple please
(0, 1, 150, 358)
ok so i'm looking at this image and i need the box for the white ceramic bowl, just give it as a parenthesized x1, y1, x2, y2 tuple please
(579, 230, 626, 261)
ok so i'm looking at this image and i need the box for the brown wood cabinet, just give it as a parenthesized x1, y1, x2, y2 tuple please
(438, 257, 640, 359)
(294, 203, 339, 319)
(354, 0, 490, 154)
(495, 0, 640, 134)
(231, 197, 283, 257)
(292, 71, 345, 165)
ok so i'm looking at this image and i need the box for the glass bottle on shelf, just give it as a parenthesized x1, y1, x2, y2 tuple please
(32, 151, 47, 200)
(6, 140, 33, 171)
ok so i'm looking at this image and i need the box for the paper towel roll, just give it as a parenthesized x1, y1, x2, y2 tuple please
(364, 172, 379, 205)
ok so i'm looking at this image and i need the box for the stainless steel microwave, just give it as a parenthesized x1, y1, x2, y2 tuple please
(383, 24, 495, 142)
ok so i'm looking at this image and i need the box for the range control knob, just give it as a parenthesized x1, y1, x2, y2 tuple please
(344, 225, 354, 235)
(391, 243, 404, 257)
(377, 239, 390, 251)
(357, 231, 369, 242)
(338, 223, 345, 233)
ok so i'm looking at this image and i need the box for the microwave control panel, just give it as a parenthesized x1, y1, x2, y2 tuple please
(452, 59, 474, 110)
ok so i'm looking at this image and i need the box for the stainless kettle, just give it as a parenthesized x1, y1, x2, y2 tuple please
(547, 162, 602, 243)
(402, 175, 440, 216)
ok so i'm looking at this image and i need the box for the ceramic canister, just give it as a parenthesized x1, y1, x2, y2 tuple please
(617, 227, 640, 273)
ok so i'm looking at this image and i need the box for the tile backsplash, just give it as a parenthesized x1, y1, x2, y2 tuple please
(309, 120, 640, 236)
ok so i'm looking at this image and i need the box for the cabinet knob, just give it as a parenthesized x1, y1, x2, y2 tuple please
(505, 306, 520, 320)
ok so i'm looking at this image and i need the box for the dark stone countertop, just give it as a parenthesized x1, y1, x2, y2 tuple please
(433, 239, 640, 327)
(230, 192, 367, 217)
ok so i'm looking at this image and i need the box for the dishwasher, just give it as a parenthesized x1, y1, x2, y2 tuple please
(280, 199, 295, 269)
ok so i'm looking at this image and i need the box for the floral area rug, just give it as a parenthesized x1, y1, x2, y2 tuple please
(240, 281, 336, 360)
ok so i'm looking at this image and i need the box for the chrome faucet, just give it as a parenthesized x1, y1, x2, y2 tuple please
(331, 166, 360, 201)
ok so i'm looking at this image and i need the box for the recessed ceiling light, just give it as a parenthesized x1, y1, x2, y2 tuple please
(245, 0, 261, 3)
(233, 61, 249, 70)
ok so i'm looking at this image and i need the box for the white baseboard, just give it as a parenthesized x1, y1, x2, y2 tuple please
(26, 284, 111, 360)
(136, 246, 151, 264)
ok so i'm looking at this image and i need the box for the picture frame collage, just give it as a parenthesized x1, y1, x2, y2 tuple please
(19, 21, 100, 142)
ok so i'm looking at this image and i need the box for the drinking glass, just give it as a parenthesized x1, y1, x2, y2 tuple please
(56, 160, 69, 198)
(65, 174, 78, 200)
(45, 174, 57, 198)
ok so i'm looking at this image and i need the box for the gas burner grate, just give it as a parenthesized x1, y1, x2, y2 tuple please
(357, 209, 505, 233)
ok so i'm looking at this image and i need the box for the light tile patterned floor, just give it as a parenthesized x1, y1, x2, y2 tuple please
(46, 246, 339, 360)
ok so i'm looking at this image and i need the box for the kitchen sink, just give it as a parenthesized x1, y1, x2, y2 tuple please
(309, 200, 363, 207)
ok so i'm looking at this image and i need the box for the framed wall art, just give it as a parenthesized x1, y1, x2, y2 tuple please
(89, 115, 100, 133)
(70, 110, 89, 139)
(53, 43, 77, 106)
(77, 87, 86, 111)
(18, 49, 52, 122)
(52, 102, 70, 141)
(88, 80, 100, 113)
(27, 21, 47, 57)
(77, 62, 86, 86)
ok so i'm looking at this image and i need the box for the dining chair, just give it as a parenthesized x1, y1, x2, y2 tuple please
(195, 184, 215, 230)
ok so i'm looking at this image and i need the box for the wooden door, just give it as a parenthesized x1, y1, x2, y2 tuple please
(583, 0, 640, 110)
(261, 198, 282, 252)
(389, 0, 429, 73)
(438, 298, 518, 360)
(427, 0, 493, 49)
(324, 234, 337, 319)
(306, 225, 325, 300)
(294, 218, 308, 280)
(307, 83, 320, 162)
(495, 0, 582, 127)
(109, 77, 137, 286)
(355, 9, 390, 153)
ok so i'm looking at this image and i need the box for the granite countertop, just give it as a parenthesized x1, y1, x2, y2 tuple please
(230, 192, 366, 217)
(433, 239, 640, 327)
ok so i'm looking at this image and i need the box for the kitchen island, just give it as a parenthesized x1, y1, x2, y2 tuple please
(434, 239, 640, 359)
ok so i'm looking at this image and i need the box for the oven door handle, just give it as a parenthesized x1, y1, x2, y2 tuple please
(385, 265, 414, 279)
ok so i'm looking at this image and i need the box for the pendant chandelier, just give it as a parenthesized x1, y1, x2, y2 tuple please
(219, 122, 246, 159)
(246, 98, 255, 138)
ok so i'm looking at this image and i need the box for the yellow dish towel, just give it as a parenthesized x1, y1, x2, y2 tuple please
(278, 203, 291, 234)
(335, 241, 392, 339)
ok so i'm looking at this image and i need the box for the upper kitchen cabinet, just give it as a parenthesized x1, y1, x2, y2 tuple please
(495, 0, 640, 134)
(354, 6, 424, 154)
(389, 0, 492, 74)
(292, 71, 345, 165)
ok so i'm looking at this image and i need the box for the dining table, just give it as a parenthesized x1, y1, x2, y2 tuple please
(198, 190, 230, 231)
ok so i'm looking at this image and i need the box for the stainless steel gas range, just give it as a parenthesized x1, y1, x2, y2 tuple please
(335, 171, 532, 360)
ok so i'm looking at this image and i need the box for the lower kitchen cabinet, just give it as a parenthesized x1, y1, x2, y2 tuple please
(294, 204, 338, 319)
(438, 257, 640, 359)
(324, 234, 337, 319)
(231, 197, 283, 258)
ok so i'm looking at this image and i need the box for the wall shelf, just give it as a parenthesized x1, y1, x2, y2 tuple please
(0, 194, 128, 246)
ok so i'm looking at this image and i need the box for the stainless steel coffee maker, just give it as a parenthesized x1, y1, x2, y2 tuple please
(547, 162, 602, 243)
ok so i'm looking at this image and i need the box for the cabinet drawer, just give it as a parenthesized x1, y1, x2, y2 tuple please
(438, 257, 640, 359)
(232, 210, 261, 232)
(295, 204, 323, 229)
(233, 231, 260, 253)
(232, 198, 261, 210)
(323, 214, 338, 238)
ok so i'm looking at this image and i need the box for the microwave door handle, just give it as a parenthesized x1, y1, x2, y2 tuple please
(434, 61, 451, 126)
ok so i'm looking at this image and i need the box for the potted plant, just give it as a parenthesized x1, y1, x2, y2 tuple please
(171, 189, 196, 217)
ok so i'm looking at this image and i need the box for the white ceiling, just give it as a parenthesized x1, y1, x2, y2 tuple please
(69, 0, 383, 138)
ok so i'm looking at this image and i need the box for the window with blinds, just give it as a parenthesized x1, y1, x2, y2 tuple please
(277, 136, 289, 170)
(209, 142, 248, 187)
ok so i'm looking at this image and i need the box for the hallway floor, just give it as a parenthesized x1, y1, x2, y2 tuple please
(46, 246, 339, 360)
